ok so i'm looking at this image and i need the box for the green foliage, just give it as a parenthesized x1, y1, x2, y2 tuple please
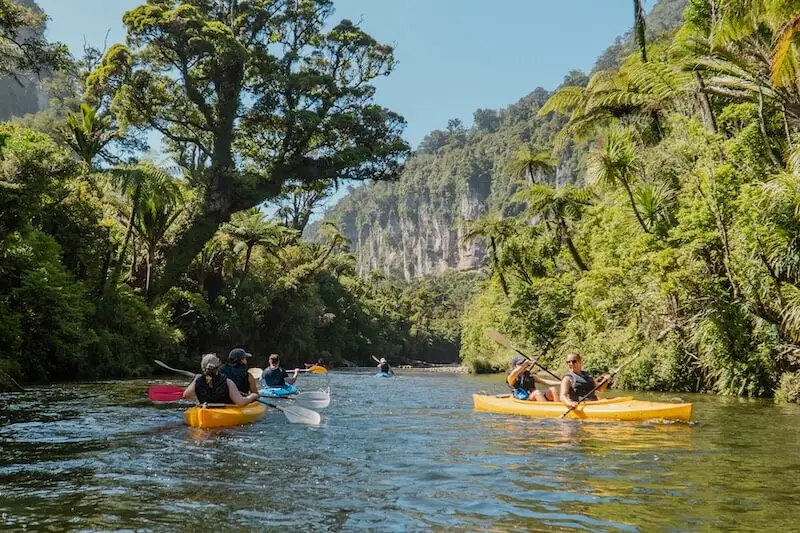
(775, 371, 800, 403)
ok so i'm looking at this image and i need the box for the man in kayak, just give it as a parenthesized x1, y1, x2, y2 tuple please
(262, 353, 299, 387)
(507, 355, 560, 401)
(221, 347, 258, 395)
(560, 353, 611, 408)
(377, 357, 394, 375)
(183, 354, 259, 405)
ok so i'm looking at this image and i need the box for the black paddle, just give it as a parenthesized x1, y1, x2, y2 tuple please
(484, 328, 560, 381)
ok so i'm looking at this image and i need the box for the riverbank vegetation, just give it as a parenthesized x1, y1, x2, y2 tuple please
(461, 0, 800, 401)
(0, 0, 473, 391)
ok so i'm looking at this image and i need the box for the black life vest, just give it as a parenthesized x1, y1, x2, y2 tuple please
(514, 370, 535, 391)
(221, 363, 250, 394)
(379, 362, 391, 374)
(194, 374, 232, 404)
(566, 370, 597, 401)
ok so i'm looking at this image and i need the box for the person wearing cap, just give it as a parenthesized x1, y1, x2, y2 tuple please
(182, 353, 259, 405)
(376, 357, 393, 375)
(221, 347, 257, 395)
(262, 353, 299, 387)
(507, 355, 560, 401)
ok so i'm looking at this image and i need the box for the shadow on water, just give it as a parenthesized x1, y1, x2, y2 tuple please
(0, 372, 799, 531)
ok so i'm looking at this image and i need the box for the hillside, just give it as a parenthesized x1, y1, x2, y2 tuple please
(308, 0, 688, 281)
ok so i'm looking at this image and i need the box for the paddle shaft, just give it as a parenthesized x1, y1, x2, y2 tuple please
(485, 329, 560, 381)
(559, 351, 645, 419)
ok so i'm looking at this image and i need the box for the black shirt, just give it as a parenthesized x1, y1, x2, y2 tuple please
(221, 363, 250, 394)
(262, 366, 289, 387)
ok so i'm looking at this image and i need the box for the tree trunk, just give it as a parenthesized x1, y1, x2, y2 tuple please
(145, 248, 154, 300)
(560, 222, 589, 271)
(621, 179, 651, 233)
(695, 72, 717, 133)
(490, 236, 509, 297)
(243, 243, 253, 277)
(110, 183, 141, 287)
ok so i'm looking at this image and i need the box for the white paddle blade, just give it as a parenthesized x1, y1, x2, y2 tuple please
(248, 367, 263, 380)
(278, 404, 321, 425)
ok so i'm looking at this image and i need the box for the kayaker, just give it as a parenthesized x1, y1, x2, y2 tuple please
(507, 355, 560, 401)
(377, 357, 394, 375)
(221, 347, 258, 394)
(560, 353, 611, 408)
(182, 354, 259, 405)
(262, 353, 299, 387)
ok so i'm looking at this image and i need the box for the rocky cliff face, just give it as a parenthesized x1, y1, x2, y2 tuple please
(0, 0, 48, 121)
(306, 0, 688, 280)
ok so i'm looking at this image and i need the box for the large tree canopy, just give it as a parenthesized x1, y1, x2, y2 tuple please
(89, 0, 409, 301)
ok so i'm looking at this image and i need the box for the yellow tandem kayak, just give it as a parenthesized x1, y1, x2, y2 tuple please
(472, 394, 692, 422)
(184, 402, 267, 428)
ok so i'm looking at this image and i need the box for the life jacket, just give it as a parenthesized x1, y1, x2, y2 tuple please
(565, 370, 597, 402)
(194, 373, 232, 404)
(379, 362, 391, 373)
(221, 363, 250, 394)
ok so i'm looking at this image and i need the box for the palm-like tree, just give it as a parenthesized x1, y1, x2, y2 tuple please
(133, 185, 186, 300)
(64, 103, 117, 168)
(513, 183, 591, 271)
(507, 146, 556, 184)
(107, 163, 183, 287)
(463, 215, 518, 296)
(587, 126, 651, 234)
(223, 208, 297, 277)
(633, 181, 676, 236)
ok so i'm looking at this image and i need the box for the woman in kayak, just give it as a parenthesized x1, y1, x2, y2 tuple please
(262, 353, 299, 387)
(507, 355, 560, 401)
(221, 347, 258, 395)
(377, 357, 394, 375)
(183, 353, 259, 405)
(560, 353, 611, 408)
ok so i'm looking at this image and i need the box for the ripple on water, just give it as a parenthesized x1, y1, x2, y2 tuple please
(1, 375, 800, 531)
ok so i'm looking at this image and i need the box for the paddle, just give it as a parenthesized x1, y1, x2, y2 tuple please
(558, 351, 646, 419)
(148, 384, 330, 409)
(247, 367, 327, 381)
(148, 384, 189, 403)
(153, 360, 322, 425)
(484, 328, 560, 381)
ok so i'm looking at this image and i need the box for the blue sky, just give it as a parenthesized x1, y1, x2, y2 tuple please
(35, 0, 655, 214)
(36, 0, 655, 149)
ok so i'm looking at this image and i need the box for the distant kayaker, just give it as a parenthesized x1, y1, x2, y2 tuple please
(183, 353, 259, 405)
(507, 355, 560, 401)
(221, 347, 258, 395)
(377, 357, 394, 375)
(560, 353, 611, 408)
(262, 353, 299, 387)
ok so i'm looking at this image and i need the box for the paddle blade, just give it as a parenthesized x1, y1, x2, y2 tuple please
(484, 328, 513, 350)
(248, 367, 263, 380)
(259, 400, 321, 425)
(307, 365, 328, 374)
(148, 384, 184, 403)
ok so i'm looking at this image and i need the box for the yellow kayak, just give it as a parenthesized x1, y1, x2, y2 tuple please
(472, 394, 692, 422)
(184, 402, 267, 428)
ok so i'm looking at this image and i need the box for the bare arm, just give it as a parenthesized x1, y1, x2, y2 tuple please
(182, 376, 198, 399)
(285, 369, 299, 385)
(533, 373, 561, 388)
(227, 380, 258, 405)
(560, 376, 577, 407)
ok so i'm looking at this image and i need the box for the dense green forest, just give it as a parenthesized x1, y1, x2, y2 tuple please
(0, 0, 473, 391)
(319, 0, 800, 402)
(4, 0, 800, 403)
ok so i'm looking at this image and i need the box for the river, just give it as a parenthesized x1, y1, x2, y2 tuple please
(1, 369, 798, 532)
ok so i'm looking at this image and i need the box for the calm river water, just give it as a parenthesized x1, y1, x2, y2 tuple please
(1, 369, 799, 532)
